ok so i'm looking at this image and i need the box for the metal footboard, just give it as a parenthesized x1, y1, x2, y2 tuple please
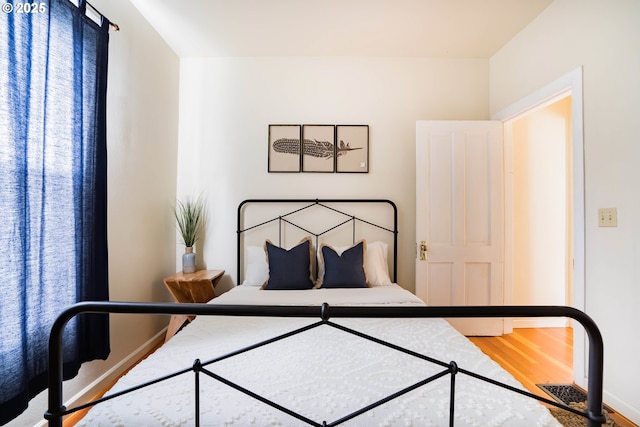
(45, 303, 606, 427)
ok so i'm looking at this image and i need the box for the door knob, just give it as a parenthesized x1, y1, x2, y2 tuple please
(419, 241, 427, 260)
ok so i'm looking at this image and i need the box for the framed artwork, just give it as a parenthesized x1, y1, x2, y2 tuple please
(302, 125, 335, 172)
(268, 124, 301, 172)
(336, 125, 369, 173)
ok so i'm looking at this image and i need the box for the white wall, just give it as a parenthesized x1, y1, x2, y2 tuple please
(512, 97, 571, 327)
(98, 0, 179, 359)
(8, 0, 180, 425)
(490, 0, 640, 422)
(176, 57, 490, 294)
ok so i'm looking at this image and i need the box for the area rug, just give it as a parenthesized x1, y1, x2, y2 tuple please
(548, 402, 619, 427)
(538, 384, 619, 426)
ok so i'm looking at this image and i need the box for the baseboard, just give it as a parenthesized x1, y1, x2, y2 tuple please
(35, 327, 167, 427)
(604, 390, 640, 426)
(513, 317, 569, 329)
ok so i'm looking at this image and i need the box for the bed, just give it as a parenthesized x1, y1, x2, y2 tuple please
(46, 199, 606, 427)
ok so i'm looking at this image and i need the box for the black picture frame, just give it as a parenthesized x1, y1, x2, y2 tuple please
(268, 124, 301, 172)
(336, 125, 369, 173)
(301, 125, 335, 173)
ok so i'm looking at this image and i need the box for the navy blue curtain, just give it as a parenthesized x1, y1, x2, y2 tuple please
(0, 0, 110, 423)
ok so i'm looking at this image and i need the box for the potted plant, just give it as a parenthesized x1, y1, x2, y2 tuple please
(174, 195, 204, 273)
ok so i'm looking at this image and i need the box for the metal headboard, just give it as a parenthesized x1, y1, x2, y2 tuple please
(237, 199, 398, 285)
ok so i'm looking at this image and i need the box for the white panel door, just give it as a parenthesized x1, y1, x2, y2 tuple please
(416, 121, 504, 336)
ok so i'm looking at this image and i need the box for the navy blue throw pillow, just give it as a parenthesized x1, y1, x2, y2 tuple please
(320, 241, 368, 288)
(263, 238, 314, 290)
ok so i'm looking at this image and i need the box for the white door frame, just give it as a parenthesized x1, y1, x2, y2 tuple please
(493, 67, 586, 390)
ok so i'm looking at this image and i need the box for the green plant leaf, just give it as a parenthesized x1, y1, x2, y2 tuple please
(174, 195, 204, 247)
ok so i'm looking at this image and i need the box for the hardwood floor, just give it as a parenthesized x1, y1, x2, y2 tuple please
(469, 328, 637, 427)
(469, 327, 573, 399)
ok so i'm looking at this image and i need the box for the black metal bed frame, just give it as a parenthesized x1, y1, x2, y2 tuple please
(237, 198, 399, 284)
(45, 199, 606, 426)
(46, 303, 606, 426)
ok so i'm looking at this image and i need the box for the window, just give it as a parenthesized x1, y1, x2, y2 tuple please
(0, 0, 112, 422)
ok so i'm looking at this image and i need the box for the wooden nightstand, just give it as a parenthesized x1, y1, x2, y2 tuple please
(163, 269, 224, 342)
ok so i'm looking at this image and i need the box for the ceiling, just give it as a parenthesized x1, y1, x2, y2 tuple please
(128, 0, 553, 58)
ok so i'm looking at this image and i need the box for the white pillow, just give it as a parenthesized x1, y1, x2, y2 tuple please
(241, 246, 269, 286)
(316, 241, 392, 287)
(365, 241, 392, 286)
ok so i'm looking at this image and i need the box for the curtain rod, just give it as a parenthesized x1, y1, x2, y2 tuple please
(85, 1, 120, 31)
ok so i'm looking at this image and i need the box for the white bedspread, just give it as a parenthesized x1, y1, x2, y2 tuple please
(78, 285, 560, 426)
(213, 284, 426, 307)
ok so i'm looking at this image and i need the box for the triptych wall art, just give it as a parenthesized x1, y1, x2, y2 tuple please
(268, 124, 369, 173)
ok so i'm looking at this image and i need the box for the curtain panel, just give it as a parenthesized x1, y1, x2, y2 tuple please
(0, 0, 110, 423)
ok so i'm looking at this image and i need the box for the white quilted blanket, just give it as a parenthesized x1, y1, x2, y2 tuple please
(78, 285, 560, 426)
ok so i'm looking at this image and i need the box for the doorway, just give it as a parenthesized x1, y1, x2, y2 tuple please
(510, 95, 573, 328)
(494, 67, 586, 390)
